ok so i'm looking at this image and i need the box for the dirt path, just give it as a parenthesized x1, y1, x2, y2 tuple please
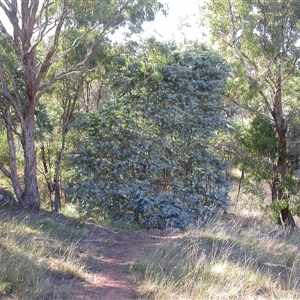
(71, 223, 181, 300)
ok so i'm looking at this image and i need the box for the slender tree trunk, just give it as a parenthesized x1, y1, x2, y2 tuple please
(271, 179, 277, 203)
(54, 178, 61, 212)
(41, 144, 54, 197)
(4, 107, 24, 202)
(236, 168, 244, 204)
(52, 75, 75, 213)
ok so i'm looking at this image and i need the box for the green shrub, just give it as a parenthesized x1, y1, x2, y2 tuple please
(65, 43, 230, 229)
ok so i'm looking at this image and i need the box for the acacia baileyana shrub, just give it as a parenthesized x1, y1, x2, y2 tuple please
(65, 44, 230, 229)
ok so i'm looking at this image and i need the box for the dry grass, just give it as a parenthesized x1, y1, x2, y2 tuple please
(0, 206, 88, 300)
(1, 185, 300, 300)
(132, 212, 300, 300)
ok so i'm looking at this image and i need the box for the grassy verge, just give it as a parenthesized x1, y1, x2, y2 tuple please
(132, 213, 300, 300)
(0, 206, 88, 300)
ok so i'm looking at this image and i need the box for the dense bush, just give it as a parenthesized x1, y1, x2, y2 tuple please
(65, 44, 230, 229)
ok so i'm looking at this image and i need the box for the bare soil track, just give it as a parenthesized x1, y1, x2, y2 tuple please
(71, 221, 181, 300)
(0, 208, 181, 300)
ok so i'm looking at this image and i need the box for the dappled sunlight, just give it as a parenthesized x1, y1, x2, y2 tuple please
(211, 262, 228, 275)
(132, 211, 300, 299)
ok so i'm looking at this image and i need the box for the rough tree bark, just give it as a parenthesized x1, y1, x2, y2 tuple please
(21, 92, 40, 208)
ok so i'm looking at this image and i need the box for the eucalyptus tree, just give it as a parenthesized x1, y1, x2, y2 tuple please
(65, 42, 230, 229)
(0, 0, 163, 209)
(204, 0, 300, 230)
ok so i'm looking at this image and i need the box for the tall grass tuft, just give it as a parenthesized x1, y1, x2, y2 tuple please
(0, 208, 88, 299)
(132, 213, 300, 300)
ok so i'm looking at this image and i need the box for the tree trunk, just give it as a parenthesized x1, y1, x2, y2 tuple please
(280, 207, 296, 232)
(276, 154, 295, 230)
(270, 179, 281, 225)
(236, 168, 244, 204)
(54, 178, 61, 212)
(273, 78, 295, 231)
(20, 111, 40, 209)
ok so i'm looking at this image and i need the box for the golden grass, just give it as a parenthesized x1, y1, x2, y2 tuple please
(132, 212, 300, 300)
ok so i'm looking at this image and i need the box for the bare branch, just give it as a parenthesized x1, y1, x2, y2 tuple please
(257, 88, 273, 115)
(0, 64, 21, 105)
(36, 0, 68, 85)
(0, 163, 11, 178)
(0, 64, 24, 123)
(37, 42, 99, 99)
(0, 19, 14, 44)
(0, 1, 11, 19)
(228, 95, 272, 122)
(36, 1, 55, 41)
(27, 1, 57, 55)
(1, 0, 25, 60)
(26, 0, 39, 39)
(46, 34, 90, 65)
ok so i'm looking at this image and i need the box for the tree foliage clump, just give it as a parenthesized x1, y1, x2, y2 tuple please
(203, 0, 300, 230)
(237, 115, 279, 184)
(65, 44, 230, 229)
(242, 115, 278, 159)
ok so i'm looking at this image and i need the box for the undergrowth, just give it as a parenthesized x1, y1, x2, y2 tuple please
(132, 213, 300, 300)
(0, 206, 88, 300)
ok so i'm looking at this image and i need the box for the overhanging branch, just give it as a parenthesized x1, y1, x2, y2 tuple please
(228, 95, 273, 123)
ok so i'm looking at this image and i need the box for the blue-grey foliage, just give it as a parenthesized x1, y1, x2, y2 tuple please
(65, 43, 230, 229)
